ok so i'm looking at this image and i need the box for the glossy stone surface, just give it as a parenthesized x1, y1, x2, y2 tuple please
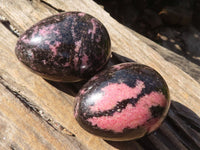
(15, 12, 111, 82)
(74, 62, 170, 141)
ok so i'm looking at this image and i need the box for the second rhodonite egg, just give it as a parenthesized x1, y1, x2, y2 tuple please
(74, 62, 170, 141)
(15, 12, 111, 82)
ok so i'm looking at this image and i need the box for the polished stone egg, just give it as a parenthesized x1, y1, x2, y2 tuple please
(74, 62, 170, 141)
(15, 12, 111, 82)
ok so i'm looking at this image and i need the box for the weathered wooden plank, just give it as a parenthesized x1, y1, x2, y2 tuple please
(127, 27, 200, 83)
(38, 0, 200, 116)
(0, 78, 86, 150)
(1, 0, 200, 115)
(0, 0, 58, 34)
(0, 0, 200, 150)
(0, 22, 118, 150)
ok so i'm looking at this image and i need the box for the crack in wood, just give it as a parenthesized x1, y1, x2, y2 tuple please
(0, 15, 20, 37)
(0, 76, 75, 137)
(10, 145, 16, 150)
(40, 0, 65, 13)
(10, 143, 21, 150)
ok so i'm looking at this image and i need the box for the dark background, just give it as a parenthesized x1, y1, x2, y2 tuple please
(94, 0, 200, 65)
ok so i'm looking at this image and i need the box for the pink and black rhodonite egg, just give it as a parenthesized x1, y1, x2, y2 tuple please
(15, 12, 111, 82)
(74, 62, 170, 141)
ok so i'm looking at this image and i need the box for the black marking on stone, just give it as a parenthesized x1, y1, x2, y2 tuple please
(84, 91, 147, 119)
(80, 76, 164, 119)
(150, 105, 165, 118)
(86, 65, 168, 99)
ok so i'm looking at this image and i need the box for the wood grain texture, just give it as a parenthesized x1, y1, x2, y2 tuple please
(127, 27, 200, 83)
(0, 83, 86, 150)
(0, 23, 116, 150)
(0, 0, 200, 150)
(39, 0, 200, 115)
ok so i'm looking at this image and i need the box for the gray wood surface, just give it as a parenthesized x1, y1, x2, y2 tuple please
(0, 0, 200, 149)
